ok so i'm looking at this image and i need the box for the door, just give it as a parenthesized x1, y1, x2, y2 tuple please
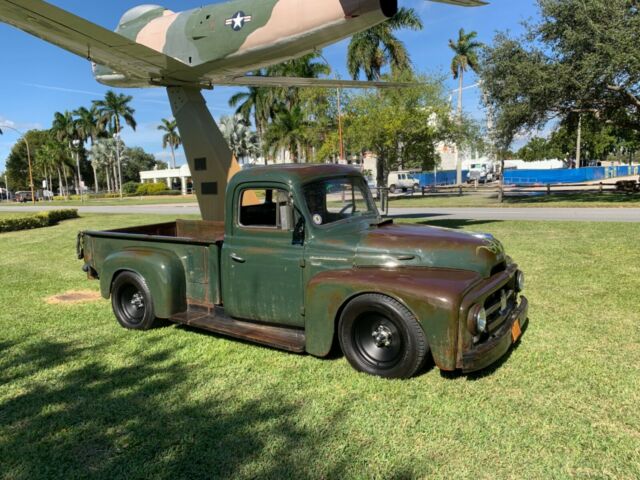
(221, 185, 305, 327)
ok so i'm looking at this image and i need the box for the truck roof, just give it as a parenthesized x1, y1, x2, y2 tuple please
(229, 164, 362, 189)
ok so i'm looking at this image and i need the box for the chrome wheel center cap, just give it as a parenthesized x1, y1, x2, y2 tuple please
(372, 325, 393, 348)
(130, 292, 144, 310)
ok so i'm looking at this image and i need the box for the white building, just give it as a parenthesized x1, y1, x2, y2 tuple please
(140, 164, 193, 195)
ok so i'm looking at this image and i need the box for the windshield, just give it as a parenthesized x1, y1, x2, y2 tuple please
(303, 176, 378, 226)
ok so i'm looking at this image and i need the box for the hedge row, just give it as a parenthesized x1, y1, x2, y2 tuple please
(0, 209, 79, 233)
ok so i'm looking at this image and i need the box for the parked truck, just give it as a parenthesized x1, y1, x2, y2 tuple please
(466, 161, 497, 184)
(78, 164, 528, 379)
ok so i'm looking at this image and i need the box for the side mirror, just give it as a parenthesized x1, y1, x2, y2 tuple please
(292, 209, 305, 246)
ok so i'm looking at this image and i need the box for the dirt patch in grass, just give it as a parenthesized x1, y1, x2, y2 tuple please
(45, 290, 102, 305)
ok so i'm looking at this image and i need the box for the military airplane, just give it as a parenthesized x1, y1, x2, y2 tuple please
(0, 0, 488, 220)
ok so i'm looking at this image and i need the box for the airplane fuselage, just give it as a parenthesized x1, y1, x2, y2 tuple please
(94, 0, 397, 87)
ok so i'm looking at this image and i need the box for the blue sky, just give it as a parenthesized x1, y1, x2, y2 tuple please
(0, 0, 539, 171)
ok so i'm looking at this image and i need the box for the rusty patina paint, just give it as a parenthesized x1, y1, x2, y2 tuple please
(82, 164, 526, 373)
(305, 267, 481, 369)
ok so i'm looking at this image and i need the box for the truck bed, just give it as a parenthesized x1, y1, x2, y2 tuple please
(105, 219, 225, 244)
(83, 219, 225, 308)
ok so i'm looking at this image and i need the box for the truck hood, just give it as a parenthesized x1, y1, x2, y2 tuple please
(354, 222, 507, 277)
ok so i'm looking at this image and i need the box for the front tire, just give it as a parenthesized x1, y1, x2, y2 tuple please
(338, 294, 428, 379)
(111, 271, 157, 330)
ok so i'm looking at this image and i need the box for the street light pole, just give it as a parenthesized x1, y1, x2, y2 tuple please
(0, 124, 35, 204)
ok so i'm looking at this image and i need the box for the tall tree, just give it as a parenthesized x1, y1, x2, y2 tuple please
(481, 0, 640, 155)
(264, 106, 310, 163)
(229, 86, 271, 142)
(93, 91, 137, 135)
(51, 111, 83, 194)
(74, 105, 104, 192)
(220, 114, 261, 162)
(347, 8, 423, 81)
(449, 28, 482, 116)
(157, 118, 181, 168)
(449, 28, 482, 184)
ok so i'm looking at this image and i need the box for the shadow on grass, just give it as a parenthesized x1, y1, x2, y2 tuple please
(0, 338, 351, 479)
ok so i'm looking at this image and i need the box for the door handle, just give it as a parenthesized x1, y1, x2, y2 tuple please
(230, 253, 246, 263)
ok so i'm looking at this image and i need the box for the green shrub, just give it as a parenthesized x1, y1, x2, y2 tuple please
(136, 182, 168, 196)
(152, 190, 182, 196)
(0, 209, 79, 233)
(122, 181, 141, 195)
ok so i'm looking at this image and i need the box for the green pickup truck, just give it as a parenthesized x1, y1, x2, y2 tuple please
(78, 164, 528, 378)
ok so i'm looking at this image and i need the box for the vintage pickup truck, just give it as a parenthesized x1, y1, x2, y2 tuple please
(77, 164, 528, 378)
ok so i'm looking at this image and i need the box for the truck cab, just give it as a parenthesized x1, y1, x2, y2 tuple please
(79, 164, 527, 379)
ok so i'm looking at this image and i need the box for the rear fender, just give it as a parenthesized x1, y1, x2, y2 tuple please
(100, 248, 187, 318)
(305, 268, 481, 370)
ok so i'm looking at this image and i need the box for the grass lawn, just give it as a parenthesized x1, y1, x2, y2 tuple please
(1, 214, 639, 479)
(388, 191, 640, 208)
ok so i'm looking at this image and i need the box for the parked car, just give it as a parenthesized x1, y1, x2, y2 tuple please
(14, 191, 35, 203)
(78, 164, 528, 379)
(387, 171, 420, 193)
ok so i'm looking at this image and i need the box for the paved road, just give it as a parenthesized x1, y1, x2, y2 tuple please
(2, 204, 640, 222)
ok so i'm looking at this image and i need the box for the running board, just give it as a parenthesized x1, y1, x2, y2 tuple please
(170, 307, 306, 353)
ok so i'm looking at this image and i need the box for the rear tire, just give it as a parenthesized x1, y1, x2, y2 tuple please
(389, 185, 396, 194)
(338, 294, 428, 379)
(111, 271, 157, 330)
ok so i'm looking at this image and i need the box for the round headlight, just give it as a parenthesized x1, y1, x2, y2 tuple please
(516, 271, 525, 292)
(468, 304, 487, 334)
(475, 307, 487, 333)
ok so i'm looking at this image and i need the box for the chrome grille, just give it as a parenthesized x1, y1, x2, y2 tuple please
(484, 287, 515, 331)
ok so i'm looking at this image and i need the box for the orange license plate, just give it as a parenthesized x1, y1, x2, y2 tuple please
(511, 319, 522, 342)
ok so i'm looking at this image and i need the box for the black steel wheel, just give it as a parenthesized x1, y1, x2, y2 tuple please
(338, 294, 429, 379)
(111, 271, 157, 330)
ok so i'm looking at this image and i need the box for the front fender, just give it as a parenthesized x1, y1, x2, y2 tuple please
(305, 267, 481, 370)
(100, 248, 187, 319)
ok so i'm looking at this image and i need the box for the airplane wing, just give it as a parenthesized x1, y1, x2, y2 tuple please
(0, 0, 192, 84)
(429, 0, 489, 6)
(219, 76, 415, 89)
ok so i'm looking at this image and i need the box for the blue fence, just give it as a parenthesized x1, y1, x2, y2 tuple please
(415, 170, 469, 187)
(504, 165, 639, 185)
(412, 165, 638, 187)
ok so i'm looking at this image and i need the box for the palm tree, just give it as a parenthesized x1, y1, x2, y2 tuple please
(51, 111, 82, 194)
(267, 53, 330, 108)
(90, 138, 118, 193)
(347, 8, 423, 81)
(74, 105, 105, 192)
(157, 118, 181, 168)
(449, 28, 482, 184)
(264, 106, 310, 163)
(229, 85, 272, 144)
(449, 28, 482, 116)
(220, 114, 261, 162)
(93, 91, 136, 197)
(93, 91, 137, 135)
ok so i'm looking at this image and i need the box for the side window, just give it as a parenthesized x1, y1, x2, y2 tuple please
(238, 188, 293, 230)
